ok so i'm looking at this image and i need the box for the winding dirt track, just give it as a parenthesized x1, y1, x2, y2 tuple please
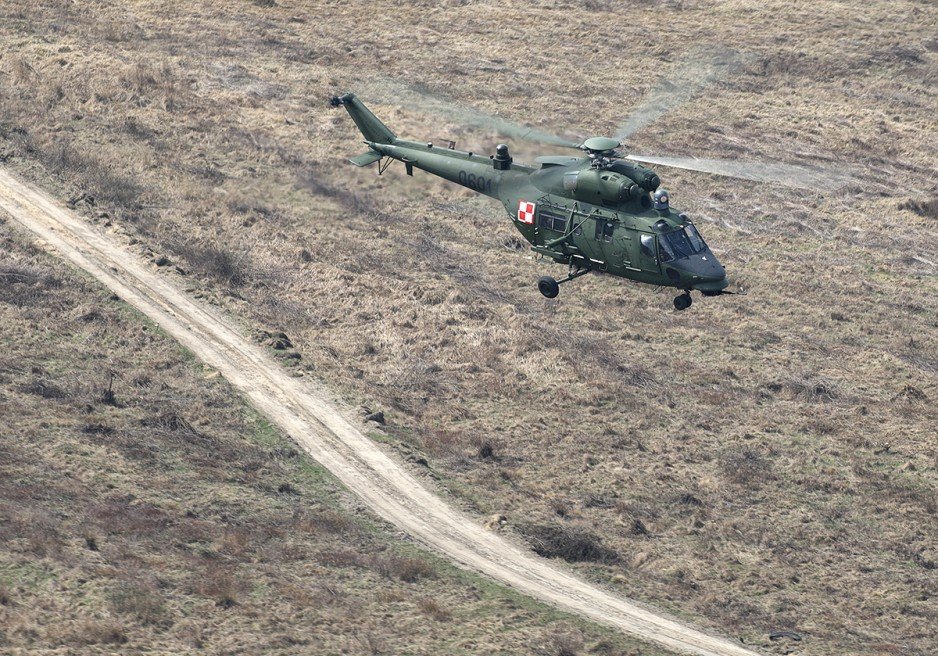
(0, 167, 761, 656)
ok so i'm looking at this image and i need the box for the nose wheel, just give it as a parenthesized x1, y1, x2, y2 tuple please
(673, 292, 693, 311)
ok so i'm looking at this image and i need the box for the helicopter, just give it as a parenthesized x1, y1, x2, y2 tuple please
(330, 66, 845, 310)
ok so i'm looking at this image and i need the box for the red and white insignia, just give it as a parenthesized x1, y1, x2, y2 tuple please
(518, 200, 535, 225)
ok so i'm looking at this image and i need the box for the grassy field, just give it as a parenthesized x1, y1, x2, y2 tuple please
(0, 219, 668, 655)
(1, 0, 936, 654)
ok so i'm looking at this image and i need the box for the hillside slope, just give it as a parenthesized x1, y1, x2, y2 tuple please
(0, 1, 935, 654)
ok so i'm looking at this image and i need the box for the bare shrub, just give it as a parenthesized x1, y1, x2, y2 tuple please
(40, 80, 65, 109)
(469, 434, 498, 460)
(109, 581, 167, 625)
(417, 596, 452, 622)
(314, 583, 346, 606)
(521, 523, 619, 564)
(0, 583, 11, 606)
(91, 500, 169, 536)
(785, 374, 840, 402)
(545, 629, 585, 656)
(117, 61, 183, 110)
(169, 240, 251, 287)
(100, 21, 133, 43)
(373, 554, 436, 583)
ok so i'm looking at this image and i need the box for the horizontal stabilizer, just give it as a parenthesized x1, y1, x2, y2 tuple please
(349, 150, 382, 167)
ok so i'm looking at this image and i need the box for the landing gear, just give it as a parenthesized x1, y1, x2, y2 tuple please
(538, 276, 560, 298)
(673, 292, 693, 311)
(537, 266, 591, 298)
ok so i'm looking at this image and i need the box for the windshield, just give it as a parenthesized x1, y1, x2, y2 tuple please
(658, 225, 708, 261)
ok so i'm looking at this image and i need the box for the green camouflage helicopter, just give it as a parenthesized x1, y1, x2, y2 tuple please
(330, 68, 842, 310)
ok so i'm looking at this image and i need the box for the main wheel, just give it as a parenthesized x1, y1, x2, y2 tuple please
(673, 293, 692, 311)
(538, 276, 560, 299)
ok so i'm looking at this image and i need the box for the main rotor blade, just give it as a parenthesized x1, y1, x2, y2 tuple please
(615, 46, 743, 142)
(355, 78, 580, 148)
(625, 154, 853, 190)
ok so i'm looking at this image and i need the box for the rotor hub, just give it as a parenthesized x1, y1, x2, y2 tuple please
(581, 137, 621, 169)
(581, 136, 621, 153)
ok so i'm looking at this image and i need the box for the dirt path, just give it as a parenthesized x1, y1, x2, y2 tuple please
(0, 167, 761, 656)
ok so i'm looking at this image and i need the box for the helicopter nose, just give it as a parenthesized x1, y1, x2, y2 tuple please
(669, 249, 729, 291)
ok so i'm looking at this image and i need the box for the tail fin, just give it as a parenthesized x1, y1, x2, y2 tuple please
(330, 93, 396, 145)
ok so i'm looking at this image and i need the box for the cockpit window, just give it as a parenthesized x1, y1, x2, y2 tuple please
(684, 223, 707, 252)
(659, 225, 708, 261)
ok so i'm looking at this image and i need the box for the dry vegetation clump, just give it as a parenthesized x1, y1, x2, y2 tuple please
(168, 237, 253, 287)
(543, 628, 586, 656)
(0, 223, 660, 654)
(417, 595, 453, 622)
(522, 523, 621, 565)
(0, 1, 936, 654)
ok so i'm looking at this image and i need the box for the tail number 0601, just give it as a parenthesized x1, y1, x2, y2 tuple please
(458, 170, 492, 193)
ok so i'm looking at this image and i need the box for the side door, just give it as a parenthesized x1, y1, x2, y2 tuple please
(568, 210, 604, 267)
(591, 215, 618, 269)
(637, 232, 660, 273)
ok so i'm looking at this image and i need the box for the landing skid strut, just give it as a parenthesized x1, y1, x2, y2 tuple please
(537, 267, 591, 299)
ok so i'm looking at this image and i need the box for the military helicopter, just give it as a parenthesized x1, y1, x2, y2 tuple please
(330, 65, 845, 310)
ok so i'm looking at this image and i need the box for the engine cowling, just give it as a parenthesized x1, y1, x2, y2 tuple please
(610, 160, 661, 191)
(566, 169, 644, 206)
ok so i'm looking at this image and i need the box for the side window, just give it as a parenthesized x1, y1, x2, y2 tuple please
(594, 220, 615, 243)
(640, 234, 656, 259)
(538, 210, 567, 232)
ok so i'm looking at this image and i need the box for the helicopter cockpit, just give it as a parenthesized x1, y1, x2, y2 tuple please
(648, 219, 728, 293)
(657, 223, 708, 262)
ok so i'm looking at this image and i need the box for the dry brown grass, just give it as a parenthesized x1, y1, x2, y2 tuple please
(0, 0, 935, 654)
(0, 222, 661, 654)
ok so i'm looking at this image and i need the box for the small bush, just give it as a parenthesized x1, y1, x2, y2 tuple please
(547, 630, 584, 656)
(170, 240, 251, 287)
(521, 523, 619, 564)
(417, 596, 452, 622)
(109, 581, 167, 625)
(785, 374, 839, 402)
